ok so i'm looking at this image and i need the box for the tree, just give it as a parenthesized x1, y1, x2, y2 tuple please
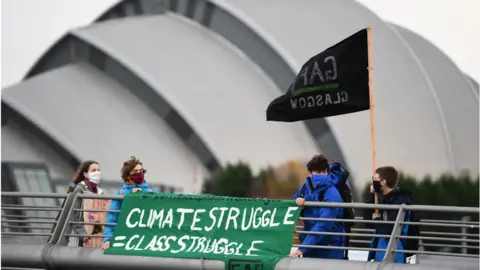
(253, 160, 308, 199)
(202, 162, 254, 197)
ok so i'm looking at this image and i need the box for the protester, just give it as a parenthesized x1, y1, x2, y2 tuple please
(102, 156, 158, 250)
(66, 160, 104, 247)
(289, 155, 345, 259)
(363, 166, 413, 263)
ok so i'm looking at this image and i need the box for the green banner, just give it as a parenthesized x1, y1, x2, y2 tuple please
(104, 192, 301, 270)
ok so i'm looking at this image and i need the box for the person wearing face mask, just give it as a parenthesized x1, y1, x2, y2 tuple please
(363, 166, 413, 263)
(290, 155, 345, 259)
(62, 160, 104, 247)
(102, 156, 158, 250)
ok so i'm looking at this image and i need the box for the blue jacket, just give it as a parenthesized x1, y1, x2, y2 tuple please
(363, 188, 412, 263)
(103, 181, 158, 243)
(294, 173, 345, 259)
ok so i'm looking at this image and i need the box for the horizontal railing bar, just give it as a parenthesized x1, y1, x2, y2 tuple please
(401, 221, 479, 228)
(1, 192, 67, 198)
(1, 219, 56, 224)
(303, 202, 480, 213)
(1, 207, 61, 211)
(78, 194, 123, 200)
(296, 230, 389, 238)
(2, 204, 60, 209)
(403, 205, 479, 213)
(0, 214, 56, 220)
(2, 232, 51, 236)
(70, 221, 116, 226)
(66, 234, 107, 238)
(2, 225, 52, 230)
(2, 192, 478, 212)
(349, 239, 371, 244)
(74, 209, 120, 213)
(397, 235, 479, 243)
(2, 266, 43, 270)
(293, 244, 385, 252)
(304, 202, 400, 210)
(300, 217, 395, 224)
(421, 231, 479, 238)
(393, 249, 480, 258)
(351, 228, 375, 233)
(420, 219, 479, 225)
(420, 243, 480, 249)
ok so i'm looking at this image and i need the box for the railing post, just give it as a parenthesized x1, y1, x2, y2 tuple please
(461, 215, 471, 254)
(54, 186, 84, 246)
(48, 186, 84, 245)
(383, 204, 406, 262)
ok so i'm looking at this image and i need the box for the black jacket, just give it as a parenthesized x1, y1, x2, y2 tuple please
(363, 188, 413, 235)
(364, 188, 413, 263)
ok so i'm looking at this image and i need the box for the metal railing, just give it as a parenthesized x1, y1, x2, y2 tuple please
(2, 187, 479, 270)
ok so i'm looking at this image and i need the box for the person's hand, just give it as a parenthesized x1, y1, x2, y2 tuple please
(295, 198, 305, 207)
(132, 188, 141, 193)
(372, 212, 381, 220)
(102, 241, 110, 250)
(83, 237, 90, 243)
(289, 249, 303, 257)
(370, 184, 374, 193)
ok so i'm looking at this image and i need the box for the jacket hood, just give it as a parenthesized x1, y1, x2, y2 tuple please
(330, 162, 346, 173)
(329, 162, 350, 187)
(383, 188, 412, 204)
(308, 174, 333, 190)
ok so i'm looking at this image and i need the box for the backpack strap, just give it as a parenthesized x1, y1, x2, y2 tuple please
(299, 183, 307, 198)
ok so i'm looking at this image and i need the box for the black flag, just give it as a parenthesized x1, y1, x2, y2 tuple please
(266, 29, 370, 122)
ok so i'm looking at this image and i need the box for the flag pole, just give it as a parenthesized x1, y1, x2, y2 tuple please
(367, 27, 379, 213)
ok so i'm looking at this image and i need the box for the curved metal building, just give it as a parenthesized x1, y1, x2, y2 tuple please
(2, 0, 478, 195)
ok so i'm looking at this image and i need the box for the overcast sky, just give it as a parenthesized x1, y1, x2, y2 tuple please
(1, 0, 478, 88)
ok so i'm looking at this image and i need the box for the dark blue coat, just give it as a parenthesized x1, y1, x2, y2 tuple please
(294, 173, 345, 259)
(363, 188, 412, 263)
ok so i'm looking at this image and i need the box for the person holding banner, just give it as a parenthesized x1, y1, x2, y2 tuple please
(65, 160, 105, 247)
(290, 155, 345, 259)
(102, 156, 158, 250)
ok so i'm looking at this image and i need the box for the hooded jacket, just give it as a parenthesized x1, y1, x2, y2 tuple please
(103, 181, 158, 243)
(364, 188, 413, 263)
(293, 173, 345, 259)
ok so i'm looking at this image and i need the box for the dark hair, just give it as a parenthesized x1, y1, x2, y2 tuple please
(67, 160, 98, 193)
(376, 166, 399, 188)
(121, 156, 146, 181)
(306, 155, 329, 173)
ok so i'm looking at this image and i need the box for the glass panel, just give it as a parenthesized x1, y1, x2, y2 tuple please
(55, 184, 68, 193)
(23, 170, 48, 231)
(1, 209, 11, 232)
(13, 169, 36, 219)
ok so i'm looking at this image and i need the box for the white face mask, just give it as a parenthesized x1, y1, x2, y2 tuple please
(88, 171, 102, 185)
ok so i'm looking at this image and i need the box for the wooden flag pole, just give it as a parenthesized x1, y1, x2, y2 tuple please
(367, 27, 380, 213)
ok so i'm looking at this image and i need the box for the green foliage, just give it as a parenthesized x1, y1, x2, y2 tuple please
(202, 161, 255, 197)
